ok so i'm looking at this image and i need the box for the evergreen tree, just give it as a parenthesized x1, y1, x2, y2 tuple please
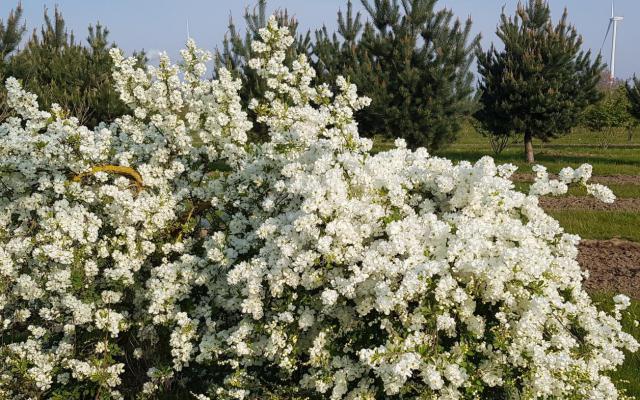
(0, 2, 25, 60)
(312, 1, 366, 87)
(1, 6, 146, 127)
(0, 3, 27, 121)
(315, 0, 480, 150)
(476, 0, 603, 163)
(214, 0, 311, 138)
(627, 76, 640, 122)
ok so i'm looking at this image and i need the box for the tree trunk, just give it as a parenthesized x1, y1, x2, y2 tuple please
(524, 132, 534, 163)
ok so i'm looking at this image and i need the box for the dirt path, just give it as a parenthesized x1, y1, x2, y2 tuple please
(539, 196, 640, 212)
(579, 239, 640, 299)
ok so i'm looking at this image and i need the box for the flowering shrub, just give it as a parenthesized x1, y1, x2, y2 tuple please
(0, 17, 637, 400)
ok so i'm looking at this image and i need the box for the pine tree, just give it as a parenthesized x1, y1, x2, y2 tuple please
(1, 6, 146, 127)
(314, 0, 480, 150)
(214, 0, 311, 139)
(312, 1, 366, 87)
(0, 3, 27, 121)
(0, 2, 25, 60)
(476, 0, 603, 163)
(628, 76, 640, 122)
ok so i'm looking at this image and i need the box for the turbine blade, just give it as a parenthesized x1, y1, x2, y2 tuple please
(599, 20, 613, 54)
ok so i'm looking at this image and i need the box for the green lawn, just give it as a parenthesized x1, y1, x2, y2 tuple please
(547, 211, 640, 242)
(372, 126, 640, 175)
(436, 145, 640, 176)
(447, 124, 640, 147)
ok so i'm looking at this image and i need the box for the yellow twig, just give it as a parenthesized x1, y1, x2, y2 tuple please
(72, 165, 144, 192)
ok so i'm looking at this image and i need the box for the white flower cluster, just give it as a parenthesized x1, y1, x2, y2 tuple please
(0, 16, 636, 400)
(530, 164, 616, 203)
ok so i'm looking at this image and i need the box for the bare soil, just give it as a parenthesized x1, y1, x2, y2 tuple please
(579, 239, 640, 299)
(539, 196, 640, 212)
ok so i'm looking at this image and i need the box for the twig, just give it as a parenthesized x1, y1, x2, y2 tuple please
(72, 165, 144, 192)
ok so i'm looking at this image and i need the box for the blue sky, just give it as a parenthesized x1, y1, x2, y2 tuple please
(2, 1, 638, 79)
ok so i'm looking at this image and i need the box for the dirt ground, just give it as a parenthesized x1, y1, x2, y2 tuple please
(579, 239, 640, 299)
(539, 196, 640, 212)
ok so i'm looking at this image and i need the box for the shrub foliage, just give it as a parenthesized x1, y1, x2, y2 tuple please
(582, 84, 634, 147)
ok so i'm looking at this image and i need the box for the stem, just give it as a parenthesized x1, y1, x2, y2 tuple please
(72, 165, 144, 192)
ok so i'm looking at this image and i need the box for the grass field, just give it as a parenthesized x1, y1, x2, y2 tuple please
(375, 124, 640, 397)
(549, 211, 640, 242)
(438, 125, 640, 173)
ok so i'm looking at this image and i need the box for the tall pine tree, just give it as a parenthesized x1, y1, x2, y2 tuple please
(0, 2, 25, 60)
(314, 0, 480, 150)
(476, 0, 603, 163)
(312, 1, 367, 89)
(0, 3, 26, 121)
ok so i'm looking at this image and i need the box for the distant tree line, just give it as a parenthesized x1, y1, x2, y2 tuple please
(628, 76, 640, 125)
(2, 0, 640, 160)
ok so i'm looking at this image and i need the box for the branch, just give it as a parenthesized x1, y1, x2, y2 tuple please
(72, 165, 144, 192)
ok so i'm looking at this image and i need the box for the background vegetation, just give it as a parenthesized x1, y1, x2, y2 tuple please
(0, 5, 145, 127)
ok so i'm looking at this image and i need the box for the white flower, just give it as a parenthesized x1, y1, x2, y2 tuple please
(94, 309, 125, 337)
(101, 290, 123, 304)
(321, 289, 339, 307)
(587, 183, 616, 203)
(423, 365, 444, 390)
(613, 294, 631, 310)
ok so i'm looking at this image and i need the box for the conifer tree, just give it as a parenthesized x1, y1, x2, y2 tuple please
(476, 0, 603, 163)
(315, 0, 480, 150)
(0, 3, 26, 121)
(312, 1, 366, 87)
(0, 2, 25, 60)
(628, 76, 640, 122)
(1, 6, 146, 127)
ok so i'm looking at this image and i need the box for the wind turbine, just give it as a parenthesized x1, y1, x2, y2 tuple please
(603, 1, 624, 83)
